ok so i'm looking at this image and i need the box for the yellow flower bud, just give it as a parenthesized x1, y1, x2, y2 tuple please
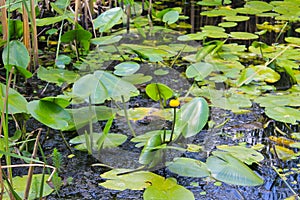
(169, 99, 180, 107)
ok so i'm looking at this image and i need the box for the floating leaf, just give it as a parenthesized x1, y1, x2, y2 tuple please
(177, 32, 206, 41)
(144, 177, 195, 200)
(69, 132, 127, 150)
(167, 157, 210, 178)
(2, 174, 54, 200)
(0, 82, 27, 114)
(207, 152, 264, 186)
(55, 54, 71, 69)
(121, 73, 152, 85)
(91, 35, 122, 45)
(216, 145, 264, 165)
(223, 15, 249, 22)
(154, 69, 169, 76)
(37, 67, 79, 85)
(94, 70, 139, 102)
(100, 170, 164, 191)
(285, 37, 300, 45)
(186, 62, 214, 81)
(114, 61, 140, 76)
(175, 97, 209, 138)
(218, 22, 237, 28)
(94, 7, 123, 32)
(27, 100, 72, 130)
(230, 32, 258, 40)
(163, 10, 179, 25)
(265, 106, 300, 124)
(72, 74, 108, 104)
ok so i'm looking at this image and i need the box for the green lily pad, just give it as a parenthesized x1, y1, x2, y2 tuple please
(0, 82, 28, 114)
(265, 106, 300, 124)
(144, 177, 195, 200)
(177, 32, 206, 41)
(72, 74, 108, 104)
(37, 67, 79, 85)
(207, 152, 264, 186)
(163, 10, 179, 25)
(114, 61, 140, 76)
(218, 22, 237, 28)
(167, 157, 210, 178)
(223, 15, 250, 22)
(121, 73, 152, 85)
(91, 35, 122, 45)
(186, 62, 214, 81)
(230, 32, 258, 40)
(2, 174, 54, 200)
(100, 170, 164, 191)
(285, 37, 300, 45)
(216, 145, 264, 165)
(69, 132, 127, 150)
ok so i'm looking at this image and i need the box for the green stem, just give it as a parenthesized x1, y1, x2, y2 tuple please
(121, 95, 136, 137)
(169, 107, 176, 143)
(88, 96, 93, 153)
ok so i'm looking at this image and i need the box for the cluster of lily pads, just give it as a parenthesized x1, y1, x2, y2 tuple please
(1, 0, 300, 199)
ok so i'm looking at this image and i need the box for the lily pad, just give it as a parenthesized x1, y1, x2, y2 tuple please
(167, 157, 210, 178)
(114, 61, 140, 76)
(144, 177, 195, 200)
(2, 174, 53, 199)
(230, 32, 258, 40)
(223, 15, 250, 22)
(163, 10, 179, 25)
(186, 62, 214, 81)
(100, 170, 164, 191)
(69, 132, 127, 150)
(265, 106, 300, 124)
(207, 152, 264, 186)
(121, 73, 152, 85)
(216, 145, 264, 165)
(37, 67, 79, 85)
(91, 35, 122, 45)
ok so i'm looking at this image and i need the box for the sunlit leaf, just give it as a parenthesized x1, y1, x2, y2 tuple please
(175, 97, 209, 138)
(91, 35, 122, 45)
(186, 62, 214, 81)
(38, 67, 79, 85)
(163, 10, 179, 25)
(139, 134, 163, 167)
(230, 32, 258, 40)
(100, 170, 164, 191)
(265, 106, 300, 124)
(216, 145, 264, 165)
(121, 73, 152, 85)
(144, 177, 195, 200)
(114, 61, 140, 76)
(167, 157, 210, 178)
(207, 152, 264, 186)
